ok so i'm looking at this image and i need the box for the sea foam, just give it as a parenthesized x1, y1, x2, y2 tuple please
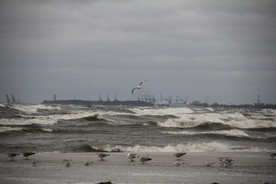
(0, 126, 23, 133)
(163, 129, 250, 138)
(157, 111, 276, 129)
(11, 104, 62, 114)
(96, 142, 271, 152)
(131, 107, 194, 116)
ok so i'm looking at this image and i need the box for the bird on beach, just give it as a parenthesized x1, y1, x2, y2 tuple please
(262, 180, 274, 184)
(205, 162, 215, 167)
(131, 80, 148, 95)
(127, 153, 138, 162)
(173, 152, 186, 160)
(174, 162, 185, 167)
(218, 157, 234, 168)
(97, 153, 110, 161)
(32, 160, 39, 167)
(138, 156, 152, 164)
(84, 161, 94, 166)
(96, 180, 113, 184)
(62, 159, 72, 167)
(268, 152, 276, 159)
(7, 153, 20, 161)
(23, 152, 36, 159)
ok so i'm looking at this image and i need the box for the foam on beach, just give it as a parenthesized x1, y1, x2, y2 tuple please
(93, 142, 271, 153)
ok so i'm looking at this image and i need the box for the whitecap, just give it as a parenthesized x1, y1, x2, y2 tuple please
(131, 107, 194, 116)
(157, 111, 276, 129)
(10, 104, 62, 114)
(0, 126, 22, 133)
(163, 129, 250, 138)
(96, 142, 271, 152)
(42, 128, 53, 132)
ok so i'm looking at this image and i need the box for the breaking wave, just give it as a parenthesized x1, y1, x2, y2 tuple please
(0, 124, 53, 134)
(131, 107, 194, 116)
(0, 111, 106, 125)
(10, 104, 62, 114)
(89, 142, 271, 152)
(163, 129, 250, 138)
(157, 112, 276, 129)
(0, 126, 23, 133)
(188, 122, 233, 130)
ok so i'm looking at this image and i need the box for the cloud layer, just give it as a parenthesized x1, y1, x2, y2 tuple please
(0, 0, 276, 104)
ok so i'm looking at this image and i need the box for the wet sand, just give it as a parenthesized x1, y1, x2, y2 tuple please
(0, 152, 275, 184)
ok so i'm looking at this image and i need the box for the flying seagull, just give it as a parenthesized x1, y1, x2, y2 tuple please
(131, 80, 148, 95)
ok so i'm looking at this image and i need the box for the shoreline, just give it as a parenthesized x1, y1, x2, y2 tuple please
(0, 152, 275, 184)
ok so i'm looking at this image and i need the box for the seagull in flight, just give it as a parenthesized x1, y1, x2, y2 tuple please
(131, 80, 148, 95)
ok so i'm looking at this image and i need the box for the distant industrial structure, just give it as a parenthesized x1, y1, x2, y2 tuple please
(6, 94, 20, 104)
(106, 92, 110, 102)
(23, 92, 275, 109)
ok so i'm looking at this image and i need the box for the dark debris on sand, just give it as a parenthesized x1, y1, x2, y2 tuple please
(96, 180, 113, 184)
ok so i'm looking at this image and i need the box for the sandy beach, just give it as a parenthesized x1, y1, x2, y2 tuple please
(0, 152, 275, 184)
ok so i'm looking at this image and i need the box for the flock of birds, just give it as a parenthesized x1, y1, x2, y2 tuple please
(4, 151, 276, 184)
(7, 151, 184, 166)
(8, 151, 36, 160)
(6, 151, 276, 168)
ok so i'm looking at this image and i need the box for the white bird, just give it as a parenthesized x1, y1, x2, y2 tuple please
(127, 153, 138, 162)
(62, 159, 72, 167)
(131, 80, 148, 95)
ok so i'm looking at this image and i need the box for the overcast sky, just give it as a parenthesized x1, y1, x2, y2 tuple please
(0, 0, 275, 104)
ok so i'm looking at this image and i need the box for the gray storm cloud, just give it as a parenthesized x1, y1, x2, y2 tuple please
(0, 0, 275, 104)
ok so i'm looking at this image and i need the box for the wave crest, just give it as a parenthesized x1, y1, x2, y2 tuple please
(11, 104, 62, 114)
(92, 142, 270, 152)
(131, 107, 194, 116)
(163, 129, 249, 138)
(157, 112, 276, 129)
(0, 126, 22, 133)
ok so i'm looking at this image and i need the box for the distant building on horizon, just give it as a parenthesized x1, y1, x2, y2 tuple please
(6, 94, 11, 103)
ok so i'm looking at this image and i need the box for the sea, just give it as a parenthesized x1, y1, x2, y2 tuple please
(0, 103, 275, 153)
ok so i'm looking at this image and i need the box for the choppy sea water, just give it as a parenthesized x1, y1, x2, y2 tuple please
(0, 103, 275, 153)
